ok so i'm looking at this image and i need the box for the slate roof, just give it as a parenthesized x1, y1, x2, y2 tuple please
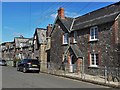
(70, 44, 83, 58)
(51, 2, 120, 33)
(34, 28, 47, 44)
(1, 41, 15, 51)
(60, 17, 74, 31)
(72, 2, 120, 30)
(14, 36, 30, 48)
(25, 38, 33, 47)
(63, 45, 83, 58)
(50, 16, 74, 36)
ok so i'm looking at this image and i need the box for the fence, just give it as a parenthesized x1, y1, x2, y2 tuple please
(40, 62, 120, 85)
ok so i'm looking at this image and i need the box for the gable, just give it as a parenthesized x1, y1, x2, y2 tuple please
(33, 28, 47, 45)
(63, 45, 83, 58)
(14, 37, 29, 48)
(50, 16, 74, 36)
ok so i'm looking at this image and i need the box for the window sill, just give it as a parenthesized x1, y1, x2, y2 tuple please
(89, 39, 99, 42)
(71, 42, 77, 44)
(73, 41, 77, 44)
(88, 65, 99, 69)
(62, 43, 68, 46)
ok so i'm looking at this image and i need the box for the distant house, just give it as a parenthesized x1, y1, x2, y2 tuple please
(1, 41, 15, 66)
(49, 2, 120, 74)
(21, 38, 33, 59)
(33, 28, 47, 71)
(1, 42, 15, 60)
(25, 38, 33, 59)
(1, 42, 7, 60)
(0, 44, 2, 59)
(14, 36, 32, 60)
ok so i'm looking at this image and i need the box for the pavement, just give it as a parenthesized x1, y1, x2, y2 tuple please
(2, 66, 110, 88)
(41, 70, 120, 89)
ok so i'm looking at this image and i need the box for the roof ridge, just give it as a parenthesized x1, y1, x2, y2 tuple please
(75, 11, 120, 27)
(75, 2, 120, 19)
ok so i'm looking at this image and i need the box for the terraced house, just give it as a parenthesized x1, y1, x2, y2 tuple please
(1, 42, 15, 66)
(14, 36, 33, 60)
(49, 2, 120, 78)
(33, 28, 47, 71)
(1, 42, 14, 60)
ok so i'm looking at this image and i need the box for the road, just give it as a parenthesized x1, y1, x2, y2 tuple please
(2, 66, 110, 88)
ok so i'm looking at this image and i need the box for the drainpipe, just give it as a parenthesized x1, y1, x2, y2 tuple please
(83, 57, 85, 78)
(82, 57, 85, 79)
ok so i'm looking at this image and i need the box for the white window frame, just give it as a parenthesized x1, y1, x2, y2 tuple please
(33, 35, 37, 44)
(62, 54, 64, 62)
(58, 25, 61, 29)
(34, 35, 36, 40)
(89, 53, 99, 67)
(90, 26, 98, 41)
(20, 43, 23, 48)
(33, 40, 36, 45)
(73, 31, 77, 43)
(63, 33, 68, 44)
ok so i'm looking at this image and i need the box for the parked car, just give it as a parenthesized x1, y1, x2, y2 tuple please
(0, 60, 7, 66)
(17, 59, 40, 73)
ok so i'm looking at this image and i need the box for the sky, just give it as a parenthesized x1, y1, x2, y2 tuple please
(2, 2, 115, 43)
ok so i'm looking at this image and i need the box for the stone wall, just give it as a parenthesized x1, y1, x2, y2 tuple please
(39, 44, 47, 71)
(50, 20, 68, 70)
(74, 21, 119, 75)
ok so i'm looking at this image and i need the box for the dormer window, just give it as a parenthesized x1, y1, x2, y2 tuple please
(63, 33, 68, 44)
(90, 26, 98, 41)
(73, 31, 77, 43)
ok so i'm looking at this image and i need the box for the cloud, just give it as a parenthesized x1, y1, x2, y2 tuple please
(3, 26, 14, 31)
(50, 13, 57, 18)
(32, 12, 41, 16)
(3, 26, 23, 37)
(65, 11, 81, 18)
(13, 32, 24, 37)
(50, 11, 81, 18)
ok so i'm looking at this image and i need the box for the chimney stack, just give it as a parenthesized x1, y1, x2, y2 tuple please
(46, 24, 52, 37)
(58, 7, 65, 19)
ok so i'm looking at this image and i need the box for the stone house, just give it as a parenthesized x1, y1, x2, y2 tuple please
(14, 36, 31, 60)
(1, 42, 15, 66)
(1, 42, 15, 60)
(33, 28, 47, 71)
(1, 42, 7, 60)
(0, 44, 2, 59)
(21, 38, 33, 59)
(49, 2, 120, 75)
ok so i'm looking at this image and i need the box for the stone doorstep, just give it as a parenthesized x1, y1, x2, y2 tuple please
(40, 71, 120, 89)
